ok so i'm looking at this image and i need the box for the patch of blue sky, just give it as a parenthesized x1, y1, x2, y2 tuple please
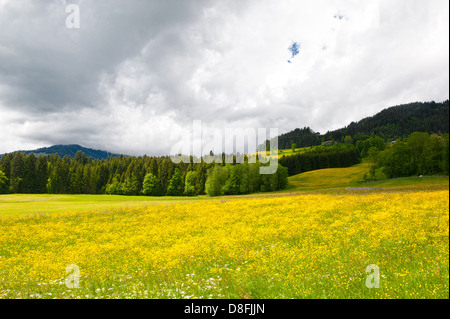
(287, 42, 300, 63)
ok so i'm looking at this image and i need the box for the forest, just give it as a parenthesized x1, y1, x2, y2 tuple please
(323, 100, 449, 142)
(0, 151, 289, 196)
(272, 100, 449, 150)
(1, 99, 449, 196)
(278, 144, 362, 176)
(365, 132, 449, 181)
(0, 131, 448, 196)
(268, 127, 322, 150)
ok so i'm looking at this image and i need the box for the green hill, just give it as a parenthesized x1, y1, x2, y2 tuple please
(285, 162, 449, 192)
(11, 144, 123, 160)
(323, 100, 449, 142)
(267, 100, 449, 151)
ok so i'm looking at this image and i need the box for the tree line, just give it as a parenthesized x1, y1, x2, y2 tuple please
(365, 132, 449, 180)
(0, 151, 288, 196)
(204, 163, 288, 196)
(263, 127, 322, 151)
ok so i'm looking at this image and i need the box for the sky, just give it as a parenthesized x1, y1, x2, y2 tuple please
(0, 0, 449, 156)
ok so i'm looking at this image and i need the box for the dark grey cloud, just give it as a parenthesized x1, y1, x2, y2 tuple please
(0, 0, 211, 114)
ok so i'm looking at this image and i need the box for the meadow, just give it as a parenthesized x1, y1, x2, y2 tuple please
(285, 162, 450, 192)
(250, 146, 313, 159)
(0, 193, 209, 217)
(0, 167, 448, 299)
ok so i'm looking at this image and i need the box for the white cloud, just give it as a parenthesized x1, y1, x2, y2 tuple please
(0, 0, 448, 155)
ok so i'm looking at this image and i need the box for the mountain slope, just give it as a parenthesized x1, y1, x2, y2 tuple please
(284, 162, 449, 192)
(323, 100, 449, 142)
(270, 100, 449, 150)
(17, 144, 122, 160)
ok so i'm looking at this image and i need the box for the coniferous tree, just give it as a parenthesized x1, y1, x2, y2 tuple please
(46, 157, 70, 194)
(9, 152, 25, 193)
(35, 156, 49, 193)
(0, 170, 8, 194)
(96, 164, 109, 194)
(0, 153, 12, 181)
(22, 153, 37, 193)
(122, 173, 140, 195)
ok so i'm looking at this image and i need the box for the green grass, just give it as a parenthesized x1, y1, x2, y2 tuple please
(285, 162, 449, 192)
(0, 165, 448, 299)
(361, 175, 450, 189)
(276, 146, 313, 158)
(248, 146, 314, 159)
(0, 189, 448, 299)
(285, 162, 370, 191)
(0, 193, 210, 216)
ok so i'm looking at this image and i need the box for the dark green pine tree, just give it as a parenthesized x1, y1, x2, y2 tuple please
(158, 158, 174, 194)
(0, 153, 13, 181)
(21, 153, 37, 193)
(0, 170, 8, 194)
(149, 158, 159, 176)
(195, 161, 208, 195)
(46, 156, 70, 194)
(69, 165, 84, 194)
(35, 156, 49, 193)
(9, 152, 25, 193)
(444, 134, 449, 175)
(122, 173, 140, 195)
(96, 163, 109, 194)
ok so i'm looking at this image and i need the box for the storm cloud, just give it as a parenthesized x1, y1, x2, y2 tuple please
(0, 0, 448, 155)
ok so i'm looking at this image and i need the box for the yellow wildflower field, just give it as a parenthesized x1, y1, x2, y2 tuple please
(0, 190, 448, 299)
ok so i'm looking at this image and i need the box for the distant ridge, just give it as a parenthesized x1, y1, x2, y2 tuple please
(268, 100, 449, 150)
(10, 144, 124, 160)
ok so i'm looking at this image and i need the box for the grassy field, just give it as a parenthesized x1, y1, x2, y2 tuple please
(0, 165, 448, 299)
(285, 162, 449, 192)
(276, 146, 314, 158)
(0, 193, 210, 217)
(249, 146, 313, 159)
(285, 162, 371, 191)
